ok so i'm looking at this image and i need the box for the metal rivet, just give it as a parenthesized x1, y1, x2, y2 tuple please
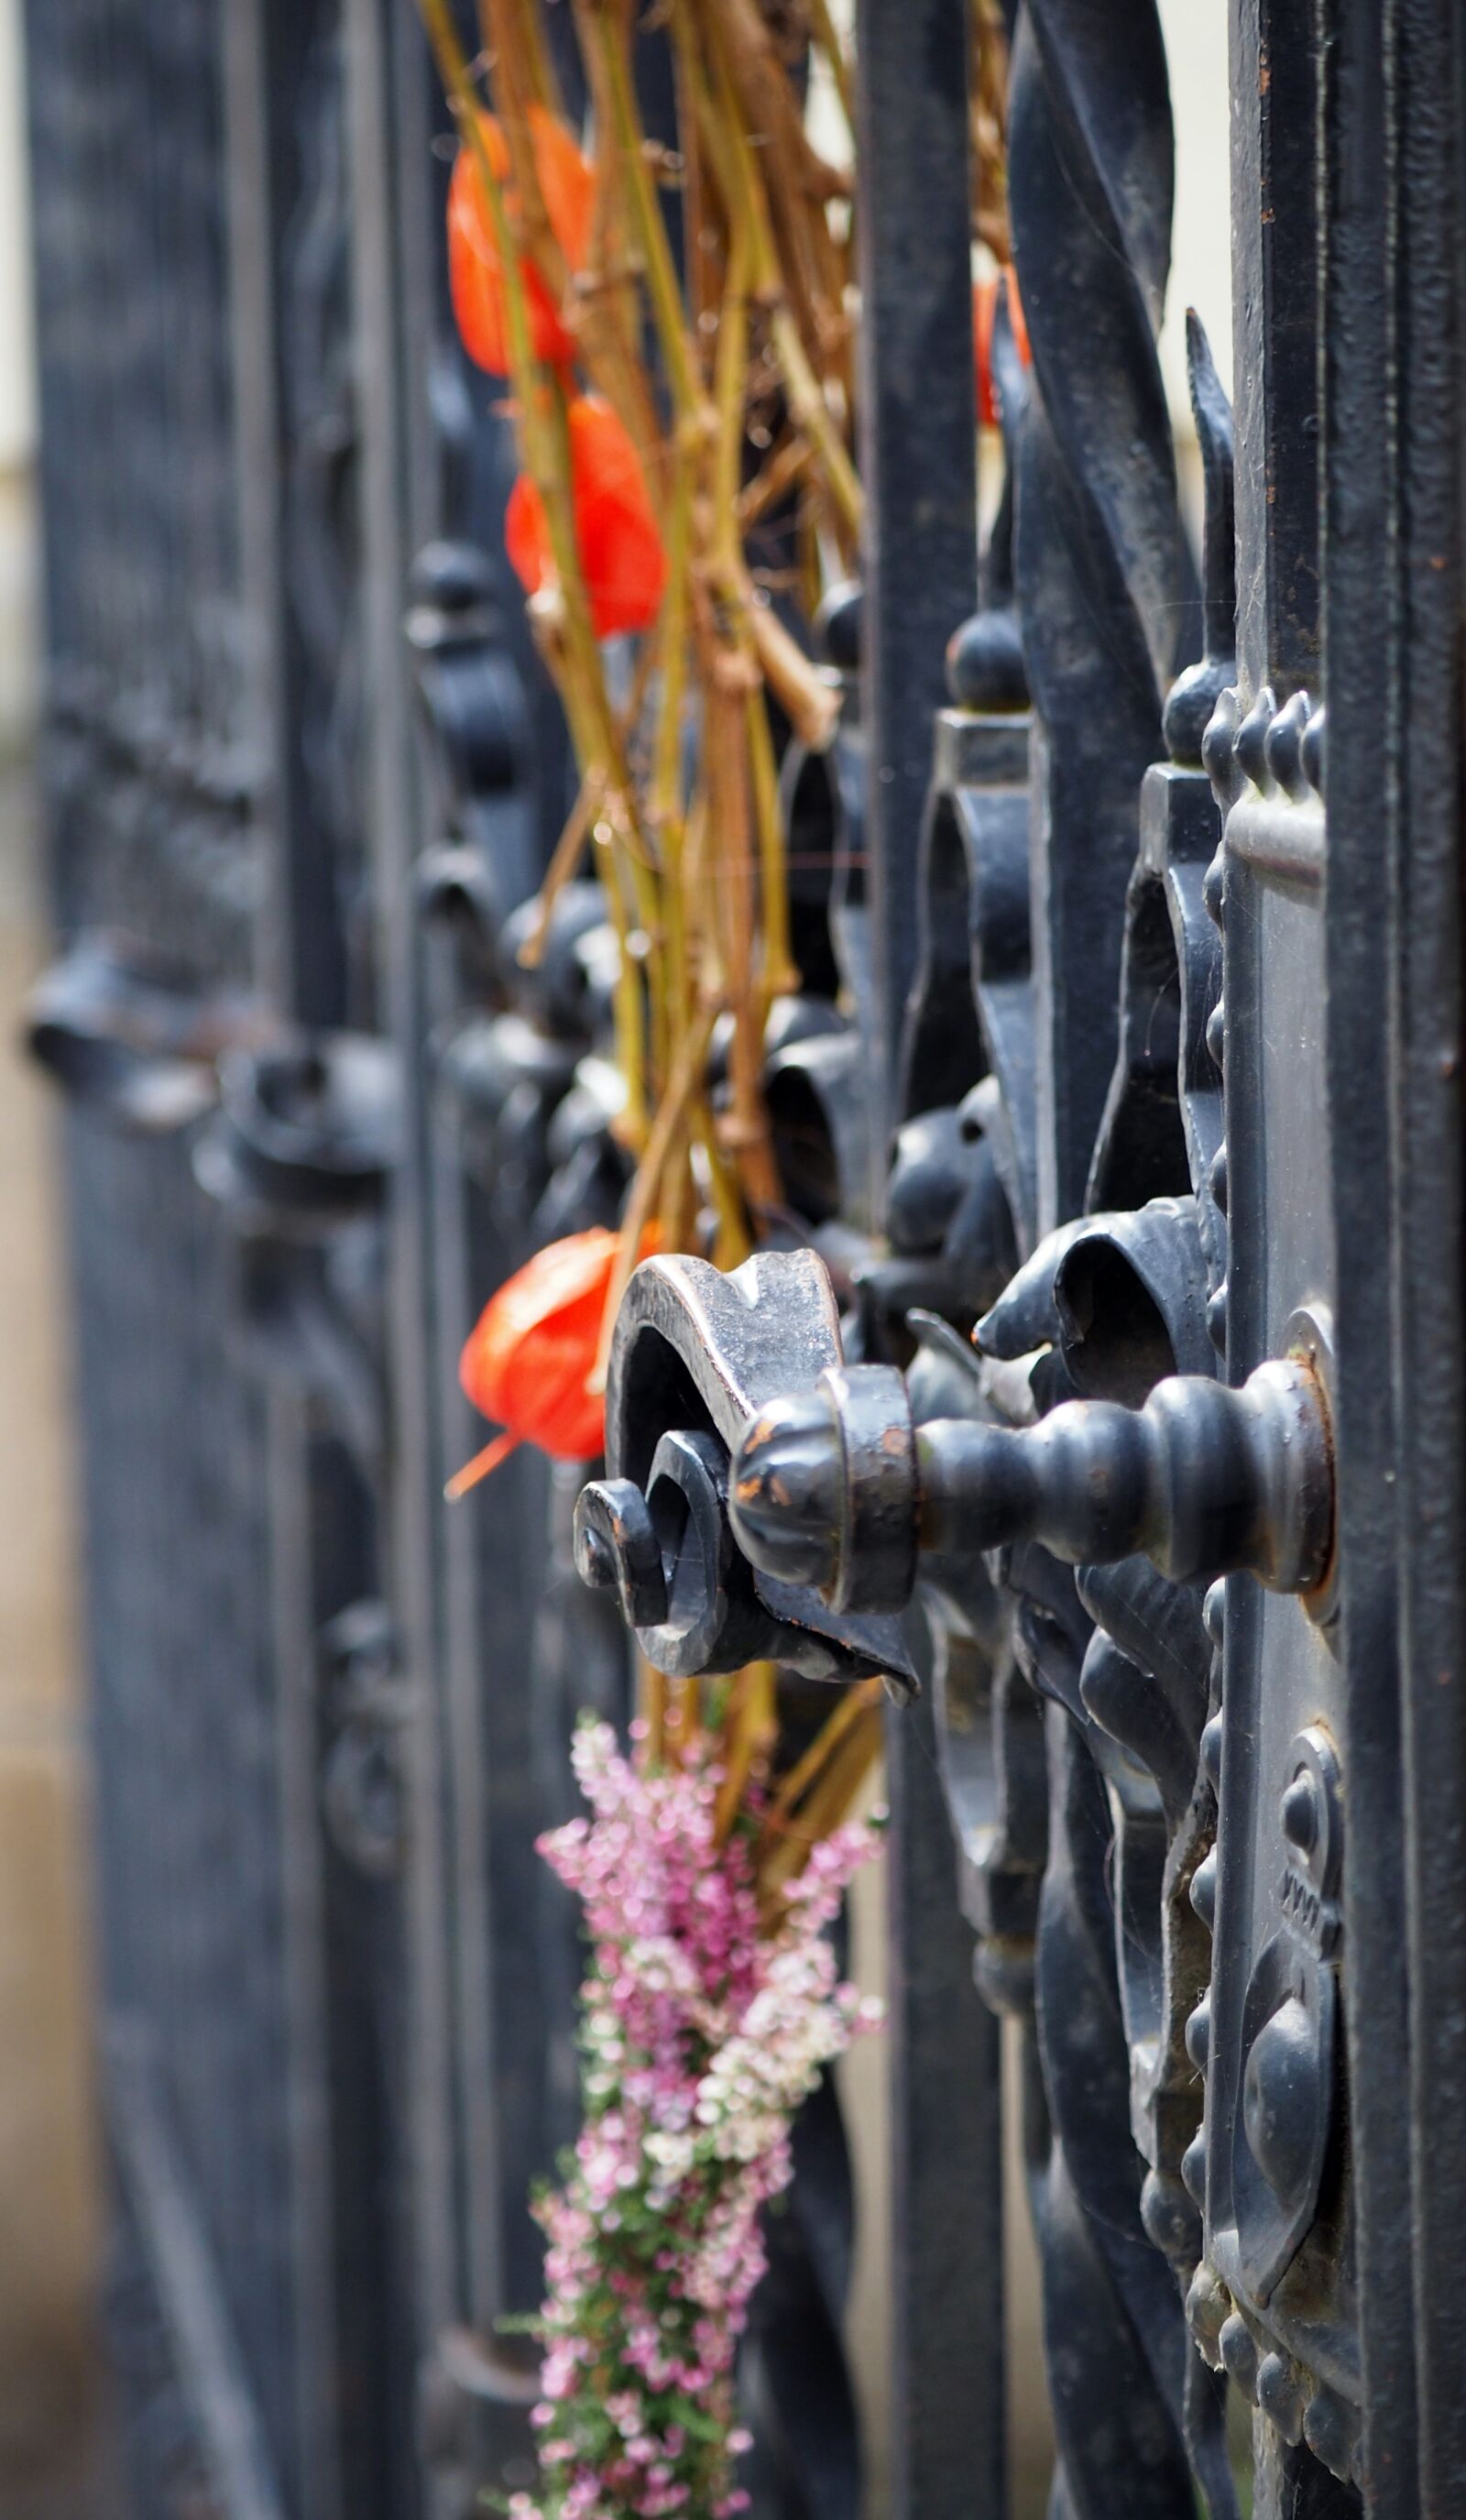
(1140, 2167, 1200, 2263)
(1200, 1715, 1224, 1785)
(1184, 2263, 1229, 2361)
(1258, 2352, 1305, 2446)
(1264, 688, 1311, 796)
(1190, 1849, 1219, 1933)
(1201, 692, 1239, 805)
(1181, 2127, 1209, 2207)
(1235, 685, 1277, 789)
(1185, 1998, 1211, 2073)
(1219, 2312, 1259, 2400)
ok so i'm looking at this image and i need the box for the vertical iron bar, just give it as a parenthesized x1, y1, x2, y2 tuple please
(1318, 0, 1420, 2508)
(343, 11, 462, 2505)
(381, 6, 512, 2347)
(854, 7, 1006, 2514)
(1223, 21, 1340, 2520)
(224, 0, 355, 1032)
(1228, 0, 1320, 703)
(1377, 1, 1466, 2504)
(221, 13, 361, 2515)
(855, 0, 980, 1171)
(386, 5, 552, 2399)
(884, 1694, 1008, 2520)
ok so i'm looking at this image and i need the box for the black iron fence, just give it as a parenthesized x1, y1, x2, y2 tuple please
(21, 3, 1466, 2518)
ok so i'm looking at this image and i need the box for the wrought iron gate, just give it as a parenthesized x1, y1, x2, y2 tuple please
(21, 2, 1466, 2519)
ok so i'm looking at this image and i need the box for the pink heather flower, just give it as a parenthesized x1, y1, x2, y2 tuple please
(520, 1718, 881, 2519)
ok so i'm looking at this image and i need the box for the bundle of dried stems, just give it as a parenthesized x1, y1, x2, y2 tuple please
(422, 0, 1008, 1883)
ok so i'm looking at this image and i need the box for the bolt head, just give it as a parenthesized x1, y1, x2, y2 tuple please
(1243, 1996, 1320, 2204)
(1282, 1771, 1320, 1853)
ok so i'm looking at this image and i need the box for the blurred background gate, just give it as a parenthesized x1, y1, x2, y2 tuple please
(13, 5, 585, 2514)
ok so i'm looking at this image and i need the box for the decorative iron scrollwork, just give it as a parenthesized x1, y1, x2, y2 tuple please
(571, 0, 1374, 2497)
(574, 1252, 913, 1690)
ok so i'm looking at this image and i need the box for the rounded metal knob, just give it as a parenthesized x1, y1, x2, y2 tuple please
(729, 1348, 1333, 1616)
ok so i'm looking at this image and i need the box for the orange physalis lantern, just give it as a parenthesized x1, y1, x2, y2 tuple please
(973, 268, 1032, 429)
(448, 105, 596, 378)
(505, 394, 667, 639)
(448, 1227, 661, 1496)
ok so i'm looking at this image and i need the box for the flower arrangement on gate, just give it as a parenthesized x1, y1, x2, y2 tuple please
(517, 1717, 883, 2520)
(414, 0, 1023, 2508)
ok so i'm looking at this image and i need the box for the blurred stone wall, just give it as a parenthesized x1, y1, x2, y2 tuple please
(0, 1, 105, 2508)
(0, 761, 103, 2515)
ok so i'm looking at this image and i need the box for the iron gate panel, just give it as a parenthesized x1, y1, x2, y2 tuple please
(560, 6, 1466, 2520)
(25, 2, 318, 2510)
(24, 2, 432, 2512)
